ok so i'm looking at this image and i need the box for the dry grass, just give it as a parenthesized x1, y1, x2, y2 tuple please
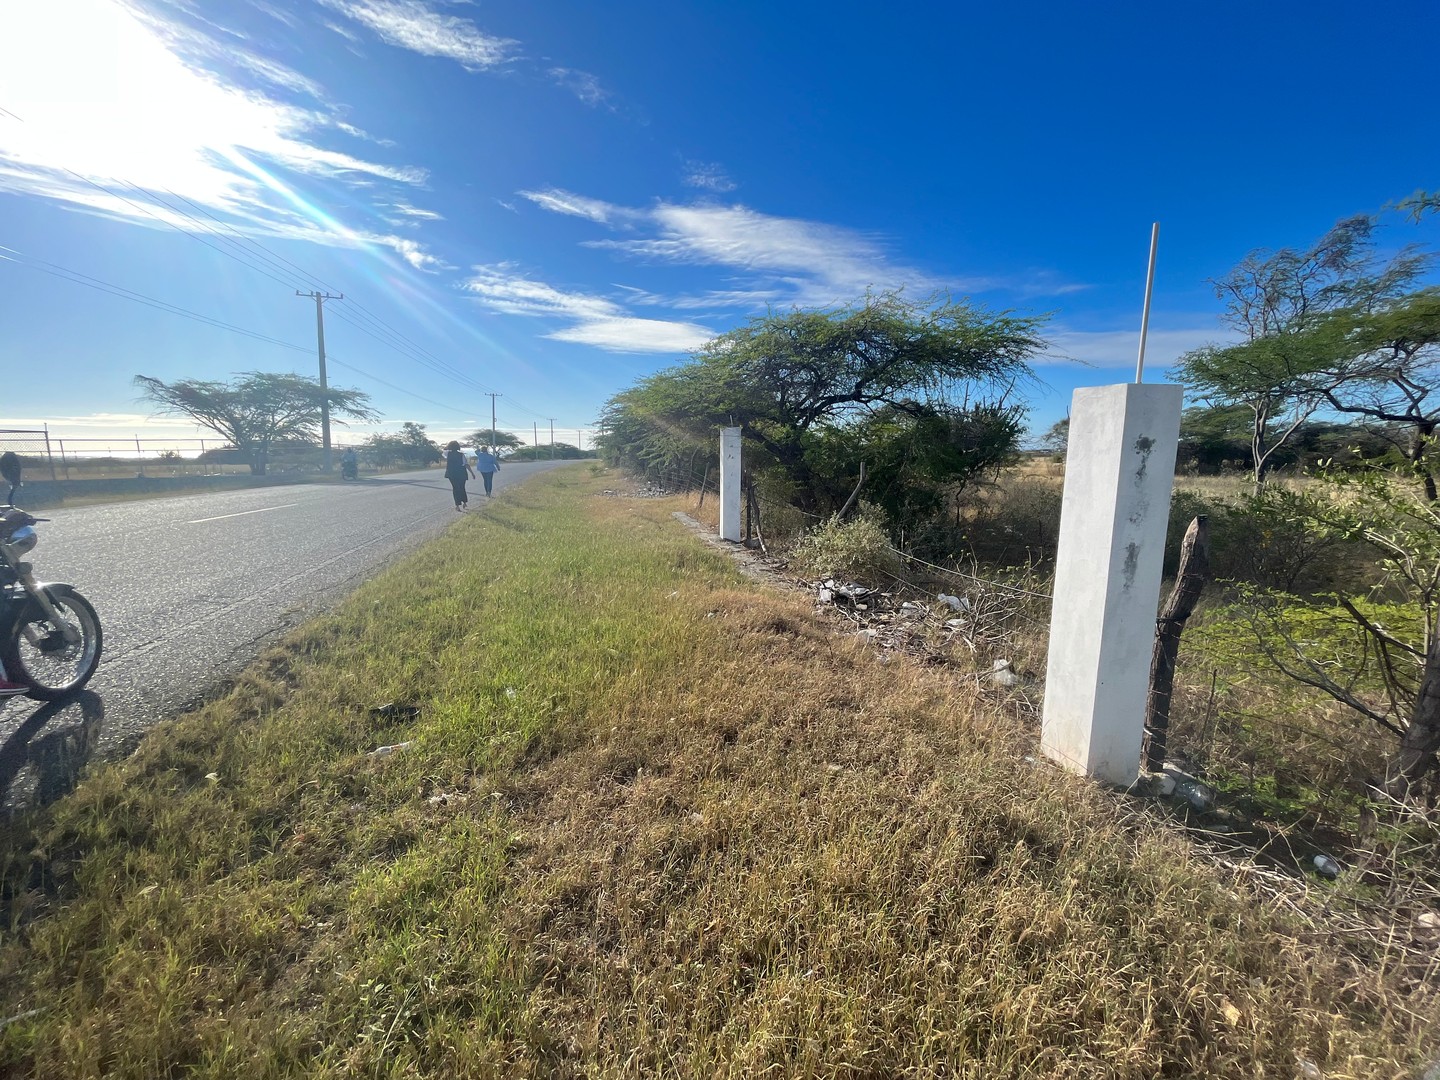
(0, 467, 1434, 1077)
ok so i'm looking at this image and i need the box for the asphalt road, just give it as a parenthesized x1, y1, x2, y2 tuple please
(0, 460, 572, 807)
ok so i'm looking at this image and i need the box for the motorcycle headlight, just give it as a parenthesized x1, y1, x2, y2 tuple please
(5, 525, 36, 555)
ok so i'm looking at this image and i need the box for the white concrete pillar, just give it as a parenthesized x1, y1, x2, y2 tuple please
(1041, 382, 1182, 786)
(719, 427, 742, 542)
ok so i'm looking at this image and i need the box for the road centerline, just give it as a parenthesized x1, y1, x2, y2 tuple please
(186, 503, 299, 525)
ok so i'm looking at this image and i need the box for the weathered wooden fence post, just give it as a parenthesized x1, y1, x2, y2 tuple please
(1143, 515, 1211, 773)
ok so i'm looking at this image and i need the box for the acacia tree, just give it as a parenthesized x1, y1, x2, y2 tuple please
(364, 421, 441, 467)
(1301, 289, 1440, 498)
(465, 430, 523, 455)
(136, 372, 377, 475)
(1173, 215, 1428, 489)
(1234, 461, 1440, 800)
(599, 292, 1046, 509)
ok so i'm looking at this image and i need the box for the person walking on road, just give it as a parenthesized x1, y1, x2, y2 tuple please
(475, 446, 499, 498)
(443, 440, 473, 511)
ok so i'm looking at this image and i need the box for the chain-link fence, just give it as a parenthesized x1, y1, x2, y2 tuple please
(0, 429, 58, 482)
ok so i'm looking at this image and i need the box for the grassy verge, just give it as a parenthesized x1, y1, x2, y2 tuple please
(0, 467, 1434, 1078)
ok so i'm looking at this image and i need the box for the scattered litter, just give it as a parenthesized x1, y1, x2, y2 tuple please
(1312, 853, 1341, 879)
(370, 702, 420, 721)
(1219, 997, 1242, 1026)
(1297, 1058, 1323, 1080)
(204, 771, 220, 783)
(937, 593, 971, 612)
(686, 811, 705, 824)
(504, 687, 517, 700)
(817, 587, 834, 604)
(1177, 781, 1215, 812)
(368, 741, 413, 758)
(137, 884, 159, 898)
(426, 791, 467, 808)
(945, 618, 967, 630)
(856, 628, 879, 643)
(1147, 773, 1177, 797)
(826, 763, 844, 774)
(1416, 911, 1440, 931)
(989, 658, 1021, 688)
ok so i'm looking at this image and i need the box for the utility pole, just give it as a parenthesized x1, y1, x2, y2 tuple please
(297, 290, 342, 471)
(483, 392, 500, 450)
(548, 418, 556, 460)
(533, 422, 538, 451)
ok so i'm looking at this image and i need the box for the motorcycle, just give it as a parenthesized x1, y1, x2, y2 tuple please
(0, 452, 103, 700)
(341, 456, 359, 481)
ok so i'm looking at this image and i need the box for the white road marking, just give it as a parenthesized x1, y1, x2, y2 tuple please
(187, 503, 298, 525)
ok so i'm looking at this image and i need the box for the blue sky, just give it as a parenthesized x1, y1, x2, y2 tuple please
(3, 0, 1438, 452)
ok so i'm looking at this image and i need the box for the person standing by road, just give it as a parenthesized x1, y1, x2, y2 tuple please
(443, 440, 473, 511)
(475, 446, 499, 498)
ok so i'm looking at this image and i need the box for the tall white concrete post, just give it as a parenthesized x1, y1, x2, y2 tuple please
(1041, 383, 1182, 786)
(719, 426, 742, 542)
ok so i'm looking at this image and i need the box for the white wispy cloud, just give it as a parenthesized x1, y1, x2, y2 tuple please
(462, 265, 715, 353)
(517, 187, 636, 226)
(1039, 326, 1231, 369)
(547, 67, 608, 107)
(682, 160, 736, 193)
(0, 0, 444, 272)
(579, 200, 959, 308)
(318, 0, 513, 69)
(378, 235, 453, 272)
(248, 0, 299, 27)
(390, 201, 444, 220)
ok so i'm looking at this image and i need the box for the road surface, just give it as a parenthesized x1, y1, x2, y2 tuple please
(0, 461, 572, 807)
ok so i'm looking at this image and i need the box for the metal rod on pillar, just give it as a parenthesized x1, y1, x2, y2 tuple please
(1135, 222, 1159, 384)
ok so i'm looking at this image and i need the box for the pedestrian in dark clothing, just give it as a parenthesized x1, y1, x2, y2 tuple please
(443, 440, 473, 511)
(475, 447, 499, 497)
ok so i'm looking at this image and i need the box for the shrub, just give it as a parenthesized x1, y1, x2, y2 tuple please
(788, 509, 902, 582)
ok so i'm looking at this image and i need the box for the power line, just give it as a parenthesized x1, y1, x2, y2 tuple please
(1, 247, 477, 420)
(0, 246, 312, 355)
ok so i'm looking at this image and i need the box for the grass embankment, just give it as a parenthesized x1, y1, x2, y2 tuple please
(0, 468, 1434, 1078)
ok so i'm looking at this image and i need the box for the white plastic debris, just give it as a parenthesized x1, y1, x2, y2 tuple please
(945, 618, 967, 630)
(989, 658, 1020, 688)
(1312, 853, 1341, 879)
(937, 593, 970, 612)
(817, 588, 834, 604)
(368, 741, 413, 758)
(1416, 911, 1440, 931)
(856, 628, 879, 643)
(1149, 773, 1177, 797)
(1178, 781, 1215, 812)
(1297, 1058, 1322, 1080)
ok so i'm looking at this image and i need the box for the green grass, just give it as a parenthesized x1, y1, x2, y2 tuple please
(0, 467, 1434, 1078)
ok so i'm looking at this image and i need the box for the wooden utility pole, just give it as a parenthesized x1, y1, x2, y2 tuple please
(296, 290, 342, 471)
(483, 393, 500, 449)
(1143, 516, 1211, 773)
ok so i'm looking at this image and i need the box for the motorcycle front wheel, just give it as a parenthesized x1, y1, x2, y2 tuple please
(2, 585, 103, 700)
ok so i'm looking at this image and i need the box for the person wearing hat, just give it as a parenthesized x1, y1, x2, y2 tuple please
(443, 440, 474, 511)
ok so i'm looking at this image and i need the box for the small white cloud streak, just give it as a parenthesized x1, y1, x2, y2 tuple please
(390, 201, 444, 220)
(681, 160, 736, 193)
(318, 0, 513, 68)
(547, 67, 607, 106)
(462, 265, 714, 353)
(518, 187, 634, 225)
(1039, 326, 1232, 369)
